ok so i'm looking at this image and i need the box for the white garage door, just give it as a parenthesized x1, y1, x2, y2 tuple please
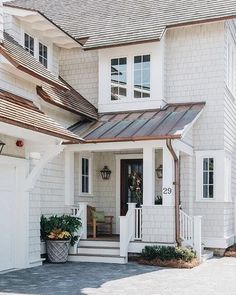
(0, 165, 16, 272)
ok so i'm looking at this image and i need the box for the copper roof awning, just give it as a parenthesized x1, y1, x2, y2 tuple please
(0, 89, 83, 143)
(70, 102, 205, 143)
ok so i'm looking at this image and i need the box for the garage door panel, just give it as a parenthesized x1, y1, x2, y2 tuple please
(0, 165, 16, 272)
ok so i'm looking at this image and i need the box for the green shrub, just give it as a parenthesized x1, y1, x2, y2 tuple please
(40, 215, 82, 246)
(141, 245, 196, 262)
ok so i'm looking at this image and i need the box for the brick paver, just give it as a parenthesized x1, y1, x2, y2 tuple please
(0, 257, 236, 295)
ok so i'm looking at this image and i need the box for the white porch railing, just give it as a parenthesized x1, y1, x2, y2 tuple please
(134, 207, 142, 240)
(120, 204, 143, 259)
(180, 209, 202, 259)
(71, 202, 87, 240)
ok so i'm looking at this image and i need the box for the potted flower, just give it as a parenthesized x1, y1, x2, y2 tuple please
(40, 214, 81, 263)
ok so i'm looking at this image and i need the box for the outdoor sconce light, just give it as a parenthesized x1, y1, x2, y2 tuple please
(100, 166, 111, 180)
(0, 140, 5, 155)
(155, 165, 163, 179)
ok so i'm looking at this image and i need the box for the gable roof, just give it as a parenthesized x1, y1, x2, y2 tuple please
(37, 79, 98, 120)
(69, 102, 205, 143)
(0, 32, 67, 90)
(0, 88, 83, 143)
(5, 0, 236, 49)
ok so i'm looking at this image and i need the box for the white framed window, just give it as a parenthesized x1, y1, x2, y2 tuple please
(24, 33, 34, 56)
(196, 150, 232, 202)
(133, 54, 150, 99)
(111, 57, 127, 100)
(110, 54, 151, 101)
(22, 30, 50, 69)
(79, 154, 93, 195)
(39, 42, 48, 68)
(226, 34, 236, 96)
(202, 158, 214, 199)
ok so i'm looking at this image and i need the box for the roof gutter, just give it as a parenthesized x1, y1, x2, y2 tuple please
(166, 138, 181, 247)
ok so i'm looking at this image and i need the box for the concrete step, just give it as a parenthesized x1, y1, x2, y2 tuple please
(201, 250, 214, 262)
(68, 254, 127, 264)
(78, 246, 120, 256)
(79, 239, 120, 248)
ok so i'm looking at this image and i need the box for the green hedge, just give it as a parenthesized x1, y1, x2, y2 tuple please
(141, 246, 196, 262)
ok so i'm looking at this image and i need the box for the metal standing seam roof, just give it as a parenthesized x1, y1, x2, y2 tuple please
(69, 102, 205, 143)
(0, 32, 68, 90)
(0, 88, 83, 143)
(37, 80, 98, 120)
(5, 0, 236, 49)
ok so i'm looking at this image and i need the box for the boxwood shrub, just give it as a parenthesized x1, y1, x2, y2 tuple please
(141, 245, 196, 262)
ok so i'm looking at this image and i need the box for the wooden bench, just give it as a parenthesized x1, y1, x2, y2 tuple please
(87, 205, 113, 238)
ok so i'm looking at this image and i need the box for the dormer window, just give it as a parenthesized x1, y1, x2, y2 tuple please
(134, 55, 150, 99)
(111, 57, 127, 100)
(39, 42, 48, 68)
(110, 55, 150, 101)
(24, 33, 34, 56)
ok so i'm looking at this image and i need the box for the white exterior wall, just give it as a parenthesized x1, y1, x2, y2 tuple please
(0, 134, 25, 157)
(59, 47, 99, 107)
(142, 206, 175, 243)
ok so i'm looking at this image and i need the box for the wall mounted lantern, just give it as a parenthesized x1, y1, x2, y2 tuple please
(100, 166, 111, 180)
(0, 140, 5, 155)
(155, 165, 163, 179)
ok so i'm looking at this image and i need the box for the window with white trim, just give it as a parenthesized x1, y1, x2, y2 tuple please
(134, 54, 150, 99)
(81, 157, 90, 194)
(39, 42, 48, 68)
(110, 54, 151, 101)
(111, 57, 127, 100)
(202, 158, 214, 199)
(24, 33, 34, 56)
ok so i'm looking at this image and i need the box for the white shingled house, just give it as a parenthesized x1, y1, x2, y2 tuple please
(1, 0, 236, 271)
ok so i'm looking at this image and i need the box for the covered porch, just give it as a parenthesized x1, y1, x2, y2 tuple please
(64, 103, 205, 262)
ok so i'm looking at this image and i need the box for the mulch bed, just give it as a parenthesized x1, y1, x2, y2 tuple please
(138, 258, 200, 269)
(224, 245, 236, 258)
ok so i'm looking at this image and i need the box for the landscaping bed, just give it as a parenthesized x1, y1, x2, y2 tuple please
(225, 245, 236, 258)
(138, 245, 200, 269)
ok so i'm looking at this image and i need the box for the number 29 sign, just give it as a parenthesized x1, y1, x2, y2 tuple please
(162, 187, 172, 195)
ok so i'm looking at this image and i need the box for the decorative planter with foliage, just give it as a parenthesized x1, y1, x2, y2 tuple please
(41, 215, 81, 263)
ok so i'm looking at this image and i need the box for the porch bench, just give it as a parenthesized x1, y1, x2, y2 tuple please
(87, 205, 113, 238)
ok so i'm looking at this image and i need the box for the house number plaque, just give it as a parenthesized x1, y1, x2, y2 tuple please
(163, 187, 172, 195)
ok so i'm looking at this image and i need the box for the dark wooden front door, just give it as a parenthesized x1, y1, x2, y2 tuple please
(120, 159, 143, 216)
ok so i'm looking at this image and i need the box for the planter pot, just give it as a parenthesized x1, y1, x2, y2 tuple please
(46, 240, 70, 263)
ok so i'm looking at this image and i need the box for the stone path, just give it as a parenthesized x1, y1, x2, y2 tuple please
(0, 257, 236, 295)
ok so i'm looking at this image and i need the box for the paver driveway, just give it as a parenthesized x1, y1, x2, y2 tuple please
(0, 257, 236, 295)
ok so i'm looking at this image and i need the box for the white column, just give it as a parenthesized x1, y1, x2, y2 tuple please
(128, 203, 136, 241)
(65, 150, 75, 206)
(143, 146, 155, 206)
(162, 147, 175, 206)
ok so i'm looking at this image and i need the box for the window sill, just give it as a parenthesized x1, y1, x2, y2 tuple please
(78, 194, 94, 198)
(195, 198, 233, 203)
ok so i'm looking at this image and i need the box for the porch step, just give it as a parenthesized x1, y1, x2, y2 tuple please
(201, 250, 214, 262)
(78, 246, 120, 256)
(79, 239, 120, 248)
(68, 254, 126, 264)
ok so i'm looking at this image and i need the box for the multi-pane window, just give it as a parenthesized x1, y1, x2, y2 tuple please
(24, 33, 34, 56)
(39, 42, 48, 68)
(134, 54, 150, 99)
(111, 57, 127, 100)
(203, 158, 214, 199)
(81, 158, 89, 194)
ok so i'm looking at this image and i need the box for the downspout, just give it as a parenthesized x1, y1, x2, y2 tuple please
(166, 138, 181, 247)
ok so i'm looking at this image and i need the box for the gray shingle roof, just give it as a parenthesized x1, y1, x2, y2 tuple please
(5, 0, 236, 49)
